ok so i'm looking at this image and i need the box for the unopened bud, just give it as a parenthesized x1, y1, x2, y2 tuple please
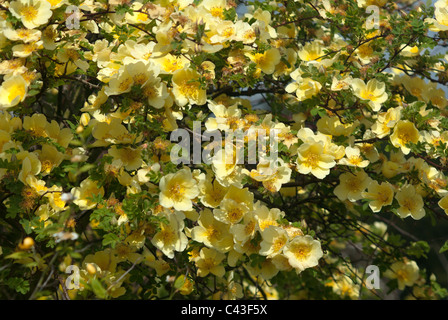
(20, 237, 35, 250)
(86, 263, 97, 275)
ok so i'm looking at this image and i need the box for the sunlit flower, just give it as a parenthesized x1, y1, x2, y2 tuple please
(390, 120, 420, 155)
(9, 0, 53, 29)
(159, 168, 200, 211)
(283, 235, 323, 273)
(395, 184, 425, 220)
(334, 170, 372, 202)
(384, 260, 420, 290)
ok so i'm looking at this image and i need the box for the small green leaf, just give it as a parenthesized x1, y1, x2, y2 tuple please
(91, 278, 107, 299)
(174, 275, 186, 289)
(439, 241, 448, 254)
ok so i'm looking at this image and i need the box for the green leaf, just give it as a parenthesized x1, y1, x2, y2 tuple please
(102, 233, 119, 248)
(407, 241, 430, 258)
(91, 278, 107, 299)
(174, 275, 186, 289)
(115, 4, 133, 15)
(6, 278, 30, 295)
(439, 240, 448, 254)
(5, 251, 32, 260)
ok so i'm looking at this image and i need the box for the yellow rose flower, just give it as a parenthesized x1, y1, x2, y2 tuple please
(0, 74, 28, 109)
(9, 0, 53, 30)
(283, 235, 323, 273)
(395, 184, 425, 220)
(361, 180, 395, 212)
(71, 178, 105, 210)
(350, 78, 388, 112)
(390, 120, 420, 155)
(172, 68, 207, 107)
(384, 260, 420, 290)
(159, 167, 200, 211)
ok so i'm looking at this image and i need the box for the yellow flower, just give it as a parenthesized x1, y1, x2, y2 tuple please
(18, 152, 41, 184)
(9, 0, 53, 29)
(154, 53, 189, 74)
(298, 41, 324, 63)
(26, 176, 47, 195)
(83, 248, 117, 276)
(176, 274, 194, 295)
(245, 259, 279, 281)
(242, 158, 292, 192)
(113, 243, 141, 264)
(317, 114, 359, 137)
(211, 146, 242, 187)
(371, 106, 402, 138)
(209, 20, 237, 43)
(195, 247, 226, 277)
(259, 226, 289, 258)
(338, 146, 370, 168)
(362, 180, 395, 212)
(191, 208, 234, 253)
(229, 211, 257, 244)
(108, 145, 143, 171)
(286, 69, 322, 101)
(45, 185, 67, 212)
(159, 167, 200, 211)
(104, 69, 134, 96)
(142, 75, 169, 109)
(151, 211, 188, 259)
(234, 21, 257, 44)
(395, 184, 425, 220)
(3, 28, 41, 43)
(330, 272, 360, 299)
(247, 48, 281, 75)
(384, 260, 420, 290)
(350, 78, 388, 112)
(330, 75, 352, 91)
(214, 198, 249, 225)
(254, 202, 284, 232)
(298, 40, 338, 67)
(0, 74, 28, 109)
(71, 178, 105, 210)
(400, 76, 427, 100)
(12, 41, 42, 58)
(172, 68, 207, 107)
(37, 144, 64, 175)
(334, 170, 372, 202)
(205, 100, 242, 131)
(283, 235, 323, 273)
(201, 0, 228, 19)
(91, 118, 142, 146)
(390, 120, 420, 155)
(427, 7, 448, 32)
(46, 0, 66, 9)
(125, 2, 151, 24)
(199, 178, 228, 208)
(438, 195, 448, 215)
(296, 141, 336, 179)
(23, 113, 48, 137)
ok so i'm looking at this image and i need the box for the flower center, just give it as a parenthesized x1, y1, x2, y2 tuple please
(8, 83, 26, 103)
(21, 5, 38, 21)
(304, 151, 320, 169)
(210, 7, 224, 19)
(292, 243, 311, 261)
(272, 237, 286, 252)
(227, 208, 243, 224)
(41, 159, 53, 173)
(169, 183, 186, 202)
(179, 80, 198, 99)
